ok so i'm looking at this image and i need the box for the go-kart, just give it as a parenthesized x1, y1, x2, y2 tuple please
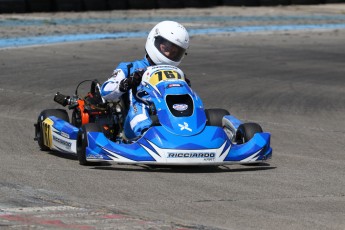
(34, 65, 272, 166)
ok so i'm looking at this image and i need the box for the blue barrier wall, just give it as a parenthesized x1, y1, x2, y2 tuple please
(0, 0, 344, 13)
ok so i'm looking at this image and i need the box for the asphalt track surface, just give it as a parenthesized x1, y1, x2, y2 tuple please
(1, 9, 345, 230)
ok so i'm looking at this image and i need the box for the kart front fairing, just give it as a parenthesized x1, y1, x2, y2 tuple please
(85, 125, 271, 165)
(83, 66, 272, 165)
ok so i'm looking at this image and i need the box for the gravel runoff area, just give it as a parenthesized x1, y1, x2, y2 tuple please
(0, 4, 345, 40)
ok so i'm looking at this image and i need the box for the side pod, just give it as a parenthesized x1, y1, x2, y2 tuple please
(42, 116, 79, 154)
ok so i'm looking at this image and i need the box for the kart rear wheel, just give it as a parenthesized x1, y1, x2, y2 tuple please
(205, 108, 230, 127)
(77, 123, 101, 165)
(35, 109, 69, 151)
(237, 122, 263, 143)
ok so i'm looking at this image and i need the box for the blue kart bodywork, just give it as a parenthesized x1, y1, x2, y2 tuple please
(38, 65, 272, 166)
(46, 115, 272, 165)
(86, 124, 271, 165)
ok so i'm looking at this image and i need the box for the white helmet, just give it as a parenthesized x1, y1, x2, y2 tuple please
(145, 21, 189, 67)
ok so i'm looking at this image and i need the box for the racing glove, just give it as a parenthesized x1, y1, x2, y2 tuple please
(119, 69, 145, 92)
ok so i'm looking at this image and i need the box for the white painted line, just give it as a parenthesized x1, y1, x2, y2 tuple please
(0, 205, 84, 214)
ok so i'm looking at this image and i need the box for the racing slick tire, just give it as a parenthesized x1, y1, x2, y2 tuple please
(237, 122, 263, 143)
(77, 123, 102, 165)
(35, 109, 69, 151)
(205, 108, 230, 127)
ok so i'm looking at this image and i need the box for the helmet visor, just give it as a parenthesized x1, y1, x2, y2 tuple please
(154, 36, 186, 62)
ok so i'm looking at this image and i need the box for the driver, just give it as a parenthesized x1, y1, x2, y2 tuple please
(100, 21, 190, 139)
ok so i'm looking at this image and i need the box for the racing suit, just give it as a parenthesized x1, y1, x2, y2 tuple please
(100, 56, 152, 139)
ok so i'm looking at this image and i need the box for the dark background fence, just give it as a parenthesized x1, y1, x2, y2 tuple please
(0, 0, 344, 13)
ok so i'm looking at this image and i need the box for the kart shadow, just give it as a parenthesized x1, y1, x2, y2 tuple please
(44, 151, 275, 172)
(47, 151, 114, 166)
(91, 163, 276, 173)
(46, 151, 113, 166)
(47, 151, 78, 161)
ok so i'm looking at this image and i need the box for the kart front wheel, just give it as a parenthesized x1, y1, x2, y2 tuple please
(35, 109, 69, 151)
(77, 123, 101, 165)
(237, 122, 263, 143)
(205, 108, 230, 127)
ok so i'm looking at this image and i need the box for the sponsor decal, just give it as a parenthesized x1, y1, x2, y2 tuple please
(133, 104, 138, 113)
(53, 136, 72, 150)
(152, 90, 161, 102)
(87, 154, 104, 159)
(167, 152, 216, 158)
(178, 122, 192, 132)
(173, 104, 188, 111)
(168, 83, 182, 88)
(60, 131, 70, 138)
